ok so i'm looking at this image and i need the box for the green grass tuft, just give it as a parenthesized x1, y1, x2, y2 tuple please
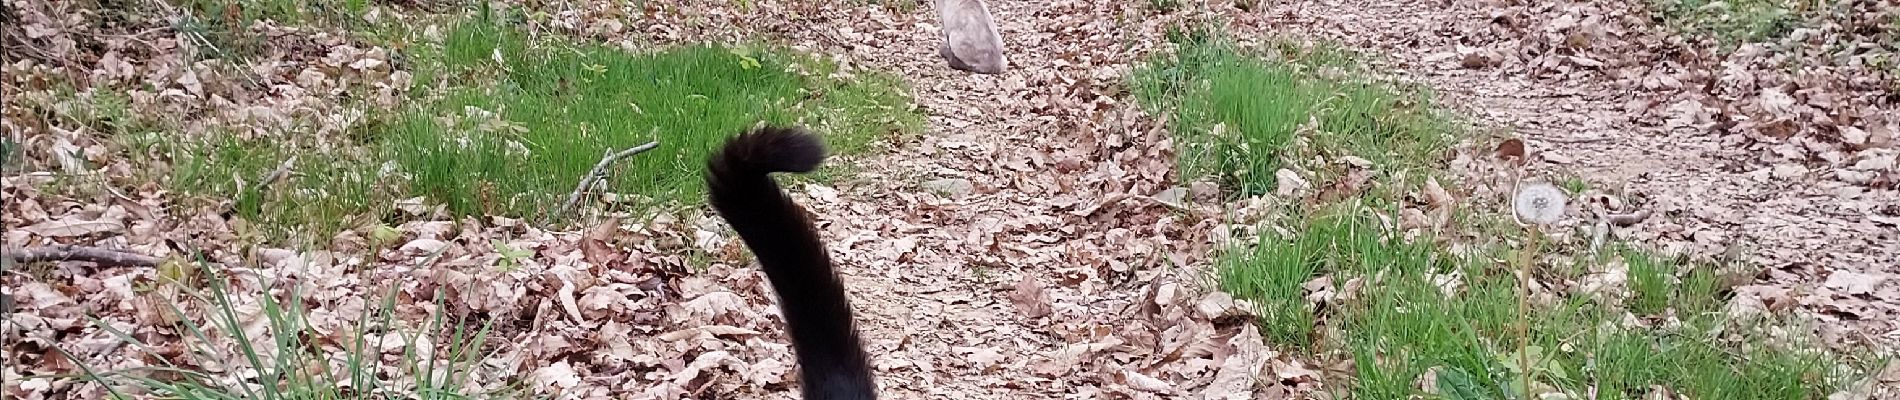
(1131, 36, 1450, 198)
(1650, 0, 1800, 47)
(145, 19, 921, 244)
(173, 0, 376, 59)
(1625, 249, 1673, 316)
(384, 21, 920, 220)
(1560, 176, 1591, 194)
(165, 134, 393, 248)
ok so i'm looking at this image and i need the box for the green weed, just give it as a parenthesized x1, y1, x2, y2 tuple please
(56, 261, 503, 399)
(1560, 176, 1590, 194)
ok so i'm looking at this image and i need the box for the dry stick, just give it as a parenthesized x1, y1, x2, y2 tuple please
(550, 141, 661, 224)
(1506, 167, 1533, 396)
(1605, 210, 1651, 227)
(257, 155, 298, 188)
(1516, 228, 1541, 396)
(6, 245, 161, 268)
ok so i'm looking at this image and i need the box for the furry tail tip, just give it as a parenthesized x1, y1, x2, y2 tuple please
(709, 126, 828, 176)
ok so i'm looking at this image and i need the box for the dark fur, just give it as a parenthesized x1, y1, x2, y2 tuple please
(705, 126, 876, 400)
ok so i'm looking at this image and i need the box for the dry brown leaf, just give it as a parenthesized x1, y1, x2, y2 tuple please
(1123, 369, 1174, 393)
(1010, 275, 1053, 318)
(398, 238, 449, 255)
(1423, 177, 1455, 209)
(581, 217, 620, 267)
(1494, 138, 1527, 165)
(1201, 324, 1272, 399)
(1276, 168, 1311, 197)
(1315, 168, 1374, 202)
(1825, 271, 1888, 296)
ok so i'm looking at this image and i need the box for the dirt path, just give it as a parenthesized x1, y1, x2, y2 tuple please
(797, 1, 1085, 395)
(1239, 0, 1900, 351)
(744, 1, 1266, 398)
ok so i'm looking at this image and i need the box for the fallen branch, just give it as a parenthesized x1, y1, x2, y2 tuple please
(6, 245, 160, 268)
(549, 141, 661, 223)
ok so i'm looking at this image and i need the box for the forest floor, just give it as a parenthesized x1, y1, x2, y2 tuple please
(3, 0, 1897, 399)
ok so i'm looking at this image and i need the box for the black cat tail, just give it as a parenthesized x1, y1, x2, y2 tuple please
(705, 126, 876, 400)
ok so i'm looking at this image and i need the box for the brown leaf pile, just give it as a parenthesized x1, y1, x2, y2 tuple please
(3, 0, 1328, 398)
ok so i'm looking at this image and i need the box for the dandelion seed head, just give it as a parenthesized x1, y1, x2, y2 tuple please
(1513, 183, 1568, 225)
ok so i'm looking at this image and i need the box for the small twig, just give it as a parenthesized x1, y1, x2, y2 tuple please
(1604, 210, 1651, 227)
(1508, 168, 1527, 228)
(257, 155, 298, 188)
(6, 245, 161, 268)
(1539, 136, 1616, 144)
(1516, 227, 1540, 396)
(549, 141, 661, 224)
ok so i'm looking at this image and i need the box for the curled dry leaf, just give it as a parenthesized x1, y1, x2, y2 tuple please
(1193, 292, 1239, 320)
(1200, 324, 1271, 399)
(1315, 168, 1375, 203)
(1494, 138, 1527, 166)
(530, 361, 584, 392)
(1276, 168, 1311, 197)
(1123, 369, 1174, 393)
(581, 217, 620, 267)
(1151, 186, 1190, 209)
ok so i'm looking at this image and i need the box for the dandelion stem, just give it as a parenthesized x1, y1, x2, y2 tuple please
(1516, 226, 1543, 398)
